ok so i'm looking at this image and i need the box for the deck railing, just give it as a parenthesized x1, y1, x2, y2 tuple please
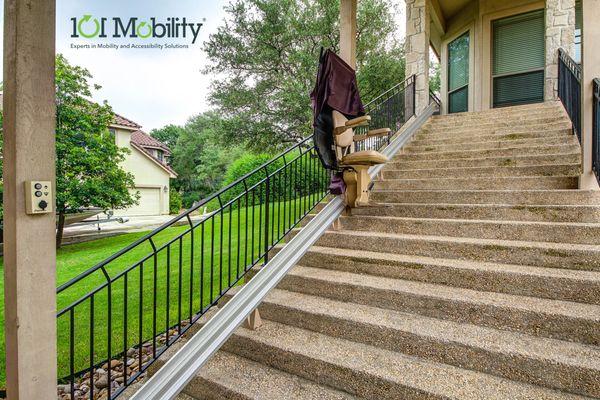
(56, 77, 416, 399)
(558, 48, 582, 141)
(593, 78, 600, 185)
(429, 90, 441, 115)
(56, 135, 330, 399)
(355, 75, 416, 151)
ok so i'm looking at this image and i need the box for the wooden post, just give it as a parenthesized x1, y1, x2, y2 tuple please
(3, 1, 58, 398)
(340, 0, 357, 69)
(580, 0, 600, 189)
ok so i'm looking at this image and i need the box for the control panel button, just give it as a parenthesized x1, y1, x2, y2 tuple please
(24, 181, 52, 214)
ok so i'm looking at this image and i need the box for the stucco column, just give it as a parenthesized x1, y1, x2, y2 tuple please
(545, 0, 576, 100)
(579, 0, 600, 189)
(405, 0, 430, 114)
(340, 0, 357, 69)
(3, 0, 58, 398)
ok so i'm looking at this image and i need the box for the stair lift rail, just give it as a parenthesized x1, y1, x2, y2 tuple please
(130, 102, 437, 400)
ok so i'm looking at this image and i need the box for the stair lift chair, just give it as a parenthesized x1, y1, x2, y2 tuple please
(331, 111, 390, 207)
(311, 48, 390, 208)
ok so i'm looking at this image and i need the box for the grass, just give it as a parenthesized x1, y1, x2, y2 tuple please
(0, 190, 327, 388)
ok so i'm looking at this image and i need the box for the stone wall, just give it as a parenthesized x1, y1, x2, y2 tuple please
(405, 0, 430, 114)
(545, 0, 576, 100)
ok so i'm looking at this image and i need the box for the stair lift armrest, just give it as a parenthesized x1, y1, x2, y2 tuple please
(345, 115, 371, 126)
(367, 127, 392, 137)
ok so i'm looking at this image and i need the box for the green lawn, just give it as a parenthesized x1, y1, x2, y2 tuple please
(0, 189, 327, 388)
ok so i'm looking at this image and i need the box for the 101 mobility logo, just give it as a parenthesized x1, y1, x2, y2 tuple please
(71, 15, 204, 44)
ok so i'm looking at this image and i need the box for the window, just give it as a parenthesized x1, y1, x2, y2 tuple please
(157, 150, 164, 162)
(492, 10, 545, 107)
(447, 31, 470, 114)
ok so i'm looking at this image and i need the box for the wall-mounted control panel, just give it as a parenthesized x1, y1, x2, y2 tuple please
(24, 181, 53, 215)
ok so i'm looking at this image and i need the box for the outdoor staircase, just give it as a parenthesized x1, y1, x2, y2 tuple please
(154, 101, 600, 399)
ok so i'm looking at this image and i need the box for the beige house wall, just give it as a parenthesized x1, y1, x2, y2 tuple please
(114, 128, 171, 215)
(435, 0, 575, 113)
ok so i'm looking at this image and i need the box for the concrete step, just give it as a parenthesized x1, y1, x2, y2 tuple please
(381, 164, 581, 180)
(276, 265, 600, 344)
(243, 289, 600, 398)
(370, 189, 600, 205)
(350, 202, 600, 222)
(387, 153, 581, 170)
(374, 176, 578, 190)
(411, 129, 572, 146)
(426, 103, 566, 123)
(335, 215, 600, 245)
(391, 143, 580, 161)
(315, 230, 600, 271)
(421, 118, 570, 134)
(406, 135, 575, 154)
(224, 320, 588, 400)
(288, 246, 600, 304)
(182, 351, 358, 400)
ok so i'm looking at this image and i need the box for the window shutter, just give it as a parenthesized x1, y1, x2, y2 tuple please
(492, 10, 545, 107)
(493, 10, 545, 76)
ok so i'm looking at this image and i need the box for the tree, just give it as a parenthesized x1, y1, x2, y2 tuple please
(170, 112, 245, 207)
(203, 0, 404, 151)
(150, 124, 186, 149)
(55, 55, 138, 247)
(429, 62, 441, 94)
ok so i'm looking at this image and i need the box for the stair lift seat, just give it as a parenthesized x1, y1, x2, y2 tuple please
(333, 111, 389, 207)
(311, 48, 390, 208)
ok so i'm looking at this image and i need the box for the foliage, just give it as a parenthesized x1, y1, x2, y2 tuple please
(219, 149, 329, 208)
(170, 112, 245, 207)
(203, 0, 405, 151)
(429, 62, 441, 94)
(169, 188, 183, 214)
(149, 124, 186, 149)
(55, 55, 138, 246)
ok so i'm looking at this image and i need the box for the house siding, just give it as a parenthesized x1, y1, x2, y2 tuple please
(113, 128, 171, 216)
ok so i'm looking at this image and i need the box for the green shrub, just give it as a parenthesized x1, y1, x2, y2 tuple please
(219, 151, 329, 208)
(169, 188, 183, 214)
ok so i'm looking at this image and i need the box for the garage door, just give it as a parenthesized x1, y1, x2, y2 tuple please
(126, 187, 161, 216)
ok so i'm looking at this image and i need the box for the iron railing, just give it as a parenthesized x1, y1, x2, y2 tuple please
(355, 75, 415, 151)
(56, 77, 416, 399)
(429, 90, 441, 114)
(558, 48, 582, 141)
(593, 78, 600, 185)
(130, 100, 436, 400)
(56, 136, 330, 399)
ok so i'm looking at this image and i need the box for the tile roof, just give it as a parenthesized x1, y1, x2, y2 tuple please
(112, 113, 142, 129)
(131, 130, 171, 154)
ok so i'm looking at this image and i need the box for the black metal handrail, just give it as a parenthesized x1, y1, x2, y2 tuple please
(356, 75, 416, 151)
(558, 48, 582, 141)
(56, 77, 416, 400)
(429, 90, 441, 115)
(593, 78, 600, 185)
(56, 135, 330, 399)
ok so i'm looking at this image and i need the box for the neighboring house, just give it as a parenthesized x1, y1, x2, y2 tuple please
(110, 114, 177, 216)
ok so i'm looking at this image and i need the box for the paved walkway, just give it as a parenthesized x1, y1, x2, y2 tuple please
(63, 214, 205, 244)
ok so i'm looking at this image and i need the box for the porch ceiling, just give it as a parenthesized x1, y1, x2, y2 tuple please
(438, 0, 473, 19)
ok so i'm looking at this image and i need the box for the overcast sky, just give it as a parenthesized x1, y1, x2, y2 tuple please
(0, 1, 407, 132)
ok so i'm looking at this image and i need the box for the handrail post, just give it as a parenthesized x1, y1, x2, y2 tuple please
(264, 172, 270, 264)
